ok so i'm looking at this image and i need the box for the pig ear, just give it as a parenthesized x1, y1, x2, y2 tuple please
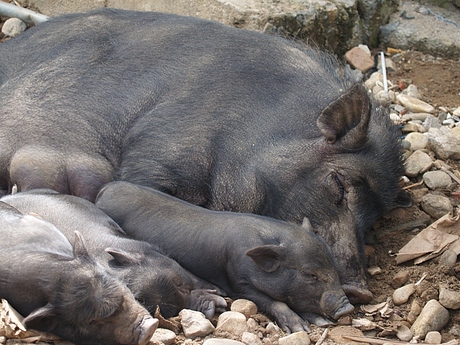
(73, 231, 90, 258)
(391, 189, 413, 209)
(246, 245, 286, 273)
(106, 248, 142, 265)
(317, 83, 371, 149)
(23, 303, 57, 332)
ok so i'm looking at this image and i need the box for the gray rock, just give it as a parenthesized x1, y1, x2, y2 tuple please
(392, 270, 410, 289)
(279, 331, 311, 345)
(439, 287, 460, 309)
(1, 18, 27, 37)
(422, 170, 452, 189)
(405, 132, 429, 151)
(402, 84, 422, 99)
(405, 150, 433, 177)
(411, 300, 450, 338)
(427, 127, 460, 160)
(420, 193, 453, 219)
(401, 113, 431, 122)
(423, 114, 441, 129)
(345, 46, 375, 72)
(396, 324, 414, 342)
(180, 309, 215, 339)
(380, 1, 460, 58)
(438, 249, 458, 267)
(216, 311, 247, 336)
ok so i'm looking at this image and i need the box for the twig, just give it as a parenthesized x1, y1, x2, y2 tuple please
(415, 272, 427, 286)
(403, 180, 424, 190)
(440, 167, 460, 185)
(315, 328, 328, 345)
(0, 2, 49, 25)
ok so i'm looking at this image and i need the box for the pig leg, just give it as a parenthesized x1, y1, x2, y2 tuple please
(9, 147, 113, 202)
(240, 290, 310, 333)
(186, 289, 227, 319)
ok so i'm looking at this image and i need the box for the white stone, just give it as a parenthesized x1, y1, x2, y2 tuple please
(402, 84, 422, 99)
(453, 107, 460, 116)
(150, 328, 176, 345)
(401, 112, 431, 122)
(393, 283, 416, 305)
(180, 309, 215, 339)
(427, 127, 460, 160)
(279, 331, 311, 345)
(230, 299, 258, 319)
(411, 300, 450, 339)
(438, 249, 458, 267)
(216, 311, 247, 336)
(404, 150, 433, 177)
(364, 72, 383, 90)
(1, 18, 27, 37)
(396, 324, 413, 341)
(405, 132, 429, 151)
(425, 331, 442, 344)
(241, 331, 263, 345)
(397, 94, 435, 114)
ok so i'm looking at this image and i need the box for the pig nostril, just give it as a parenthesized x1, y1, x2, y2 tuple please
(137, 316, 158, 345)
(342, 284, 373, 304)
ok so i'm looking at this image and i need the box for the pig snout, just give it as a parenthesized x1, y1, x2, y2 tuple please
(342, 284, 373, 304)
(320, 291, 354, 320)
(135, 315, 158, 345)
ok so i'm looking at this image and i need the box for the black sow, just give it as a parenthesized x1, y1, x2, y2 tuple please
(0, 8, 411, 303)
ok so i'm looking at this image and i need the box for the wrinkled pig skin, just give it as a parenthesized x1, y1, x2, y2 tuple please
(96, 181, 355, 333)
(0, 202, 158, 345)
(0, 9, 411, 303)
(1, 189, 227, 319)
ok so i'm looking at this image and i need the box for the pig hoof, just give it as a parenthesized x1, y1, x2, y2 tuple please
(302, 313, 334, 327)
(188, 289, 228, 319)
(136, 316, 158, 345)
(342, 284, 373, 304)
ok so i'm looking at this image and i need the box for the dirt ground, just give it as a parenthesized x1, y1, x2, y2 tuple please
(0, 15, 459, 345)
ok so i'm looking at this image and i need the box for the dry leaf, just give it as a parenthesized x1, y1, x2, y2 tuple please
(396, 212, 460, 264)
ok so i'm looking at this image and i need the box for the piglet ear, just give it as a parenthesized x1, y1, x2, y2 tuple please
(106, 248, 142, 265)
(73, 231, 90, 258)
(23, 303, 57, 332)
(246, 245, 285, 273)
(317, 83, 371, 149)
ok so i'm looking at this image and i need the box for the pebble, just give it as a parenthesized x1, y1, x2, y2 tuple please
(401, 112, 430, 122)
(439, 287, 460, 309)
(404, 150, 433, 177)
(241, 331, 263, 345)
(278, 331, 310, 345)
(1, 18, 27, 37)
(438, 249, 458, 267)
(420, 193, 453, 219)
(203, 339, 245, 345)
(179, 309, 215, 339)
(425, 331, 442, 344)
(396, 324, 413, 341)
(402, 84, 422, 99)
(397, 94, 435, 113)
(453, 107, 460, 116)
(423, 114, 441, 129)
(230, 299, 258, 319)
(216, 311, 247, 336)
(150, 328, 176, 345)
(345, 46, 375, 72)
(422, 170, 452, 189)
(407, 300, 422, 324)
(410, 300, 450, 338)
(393, 283, 416, 305)
(427, 127, 460, 160)
(365, 72, 383, 90)
(392, 270, 410, 289)
(405, 132, 428, 151)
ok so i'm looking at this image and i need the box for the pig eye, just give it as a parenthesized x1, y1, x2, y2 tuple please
(331, 172, 346, 205)
(303, 273, 318, 283)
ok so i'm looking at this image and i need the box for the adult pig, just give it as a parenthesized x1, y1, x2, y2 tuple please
(0, 9, 411, 303)
(96, 181, 355, 333)
(1, 189, 226, 319)
(0, 202, 157, 345)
